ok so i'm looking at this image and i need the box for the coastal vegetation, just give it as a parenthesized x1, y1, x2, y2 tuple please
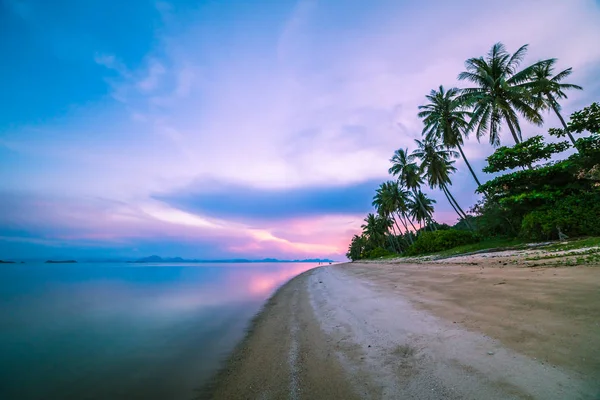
(347, 42, 600, 260)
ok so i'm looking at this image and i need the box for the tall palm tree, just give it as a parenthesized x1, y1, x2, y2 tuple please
(361, 213, 383, 247)
(389, 149, 437, 231)
(388, 181, 418, 242)
(458, 42, 544, 146)
(376, 181, 416, 244)
(373, 183, 403, 251)
(408, 191, 436, 230)
(528, 59, 583, 146)
(418, 85, 482, 187)
(389, 149, 421, 231)
(361, 213, 392, 250)
(412, 138, 473, 229)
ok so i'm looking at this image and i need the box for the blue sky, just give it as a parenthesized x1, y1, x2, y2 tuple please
(1, 0, 600, 259)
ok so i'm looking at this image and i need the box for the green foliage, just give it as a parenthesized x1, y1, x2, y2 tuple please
(474, 125, 600, 242)
(434, 236, 530, 257)
(365, 247, 395, 259)
(405, 230, 481, 256)
(458, 42, 544, 146)
(549, 103, 599, 139)
(568, 102, 600, 134)
(478, 158, 586, 202)
(346, 234, 367, 261)
(520, 192, 600, 240)
(575, 133, 600, 157)
(483, 135, 570, 173)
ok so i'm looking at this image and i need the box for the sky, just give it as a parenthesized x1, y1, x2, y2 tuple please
(1, 0, 600, 260)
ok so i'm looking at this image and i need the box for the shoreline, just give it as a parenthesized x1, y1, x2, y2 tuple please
(202, 260, 600, 399)
(196, 267, 324, 399)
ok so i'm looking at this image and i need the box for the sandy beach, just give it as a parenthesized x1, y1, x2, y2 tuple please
(205, 256, 600, 399)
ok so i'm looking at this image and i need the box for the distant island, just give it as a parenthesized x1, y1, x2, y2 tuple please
(0, 260, 16, 264)
(44, 260, 77, 264)
(129, 255, 335, 264)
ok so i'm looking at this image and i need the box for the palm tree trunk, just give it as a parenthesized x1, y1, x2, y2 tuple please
(396, 212, 414, 244)
(442, 185, 465, 220)
(389, 223, 402, 253)
(404, 211, 419, 234)
(456, 143, 482, 187)
(505, 118, 521, 144)
(413, 189, 437, 231)
(392, 218, 406, 249)
(442, 184, 474, 230)
(397, 212, 414, 244)
(549, 96, 577, 147)
(385, 234, 395, 252)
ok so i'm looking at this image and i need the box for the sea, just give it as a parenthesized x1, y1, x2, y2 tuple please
(0, 261, 318, 400)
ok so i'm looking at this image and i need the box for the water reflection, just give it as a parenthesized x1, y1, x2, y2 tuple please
(0, 262, 318, 400)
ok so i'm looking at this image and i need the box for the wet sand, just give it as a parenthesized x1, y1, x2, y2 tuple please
(206, 260, 600, 399)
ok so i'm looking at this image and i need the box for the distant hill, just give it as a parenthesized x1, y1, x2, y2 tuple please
(44, 260, 77, 264)
(130, 255, 335, 263)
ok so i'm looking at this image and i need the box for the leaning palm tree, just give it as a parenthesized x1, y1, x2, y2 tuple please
(377, 181, 417, 245)
(373, 183, 403, 251)
(528, 59, 583, 146)
(361, 213, 393, 250)
(408, 191, 436, 230)
(388, 181, 418, 242)
(418, 85, 482, 187)
(412, 138, 473, 229)
(389, 150, 437, 231)
(458, 42, 544, 146)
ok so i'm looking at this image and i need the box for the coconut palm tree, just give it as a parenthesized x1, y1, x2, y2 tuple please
(418, 85, 482, 187)
(388, 181, 418, 243)
(361, 213, 392, 250)
(528, 59, 583, 146)
(389, 149, 437, 231)
(346, 234, 367, 261)
(388, 148, 412, 181)
(373, 183, 403, 251)
(412, 138, 473, 229)
(408, 191, 436, 230)
(375, 181, 416, 245)
(458, 42, 544, 146)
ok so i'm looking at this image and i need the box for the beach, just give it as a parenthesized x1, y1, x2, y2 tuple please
(207, 257, 600, 399)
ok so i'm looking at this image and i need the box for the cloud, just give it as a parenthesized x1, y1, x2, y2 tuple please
(2, 0, 600, 259)
(0, 191, 350, 259)
(137, 59, 166, 92)
(155, 179, 381, 221)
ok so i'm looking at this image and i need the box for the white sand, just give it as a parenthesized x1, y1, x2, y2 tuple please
(308, 266, 596, 399)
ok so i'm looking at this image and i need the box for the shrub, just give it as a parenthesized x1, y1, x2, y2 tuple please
(405, 229, 481, 256)
(520, 192, 600, 240)
(366, 247, 394, 259)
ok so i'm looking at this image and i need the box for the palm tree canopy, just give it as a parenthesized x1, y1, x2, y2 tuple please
(408, 190, 436, 224)
(374, 180, 412, 216)
(412, 138, 458, 189)
(418, 85, 471, 148)
(527, 58, 582, 111)
(389, 148, 424, 191)
(373, 182, 395, 217)
(388, 148, 410, 177)
(458, 42, 545, 146)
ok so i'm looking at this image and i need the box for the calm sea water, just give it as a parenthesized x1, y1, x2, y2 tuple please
(0, 262, 318, 400)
